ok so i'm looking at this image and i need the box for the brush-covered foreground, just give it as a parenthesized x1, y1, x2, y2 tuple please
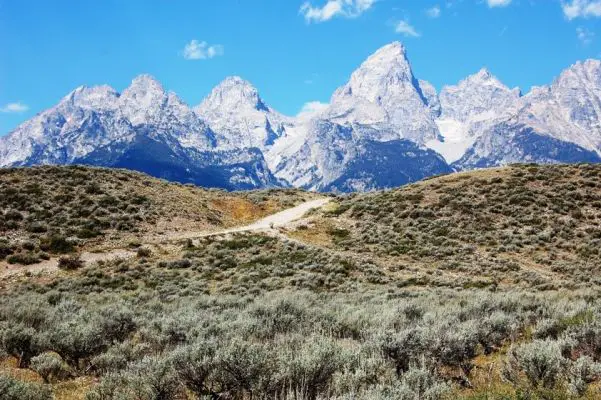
(2, 164, 601, 400)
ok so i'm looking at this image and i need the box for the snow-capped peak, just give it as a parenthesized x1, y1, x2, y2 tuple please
(120, 74, 168, 126)
(59, 84, 120, 111)
(195, 76, 288, 151)
(326, 41, 439, 144)
(197, 76, 269, 113)
(439, 68, 520, 122)
(553, 59, 601, 90)
(460, 68, 514, 90)
(510, 58, 601, 153)
(474, 67, 492, 80)
(331, 41, 415, 105)
(360, 41, 408, 68)
(427, 68, 521, 164)
(126, 74, 165, 92)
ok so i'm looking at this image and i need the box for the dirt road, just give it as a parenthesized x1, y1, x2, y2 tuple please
(1, 198, 331, 278)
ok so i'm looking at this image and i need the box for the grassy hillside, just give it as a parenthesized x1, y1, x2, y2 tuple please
(0, 165, 315, 266)
(298, 163, 601, 290)
(2, 164, 601, 400)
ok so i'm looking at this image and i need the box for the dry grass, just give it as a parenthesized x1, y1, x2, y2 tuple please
(52, 377, 97, 400)
(0, 356, 43, 383)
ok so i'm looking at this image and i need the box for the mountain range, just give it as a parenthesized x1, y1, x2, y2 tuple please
(2, 42, 601, 191)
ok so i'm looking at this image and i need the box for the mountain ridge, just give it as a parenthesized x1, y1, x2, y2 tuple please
(2, 41, 601, 191)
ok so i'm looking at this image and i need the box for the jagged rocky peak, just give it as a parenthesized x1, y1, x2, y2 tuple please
(439, 67, 520, 122)
(125, 74, 165, 92)
(121, 74, 166, 101)
(120, 74, 168, 125)
(195, 76, 287, 151)
(331, 41, 416, 104)
(59, 84, 120, 111)
(325, 41, 440, 144)
(553, 59, 601, 90)
(198, 76, 269, 113)
(467, 68, 519, 93)
(474, 67, 492, 80)
(418, 79, 441, 116)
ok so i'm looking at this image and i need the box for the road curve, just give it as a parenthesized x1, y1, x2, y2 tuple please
(197, 197, 331, 237)
(1, 197, 332, 278)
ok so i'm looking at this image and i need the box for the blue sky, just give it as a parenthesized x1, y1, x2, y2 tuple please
(1, 0, 600, 135)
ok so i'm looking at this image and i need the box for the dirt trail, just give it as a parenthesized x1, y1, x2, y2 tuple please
(1, 198, 331, 278)
(164, 198, 331, 241)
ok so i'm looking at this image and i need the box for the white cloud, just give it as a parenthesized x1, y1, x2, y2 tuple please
(297, 101, 329, 120)
(487, 0, 512, 7)
(426, 5, 441, 18)
(0, 102, 28, 113)
(577, 26, 595, 44)
(300, 0, 375, 23)
(395, 20, 420, 37)
(562, 0, 601, 19)
(183, 40, 224, 60)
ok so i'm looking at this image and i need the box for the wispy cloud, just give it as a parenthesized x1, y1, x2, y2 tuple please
(577, 26, 595, 44)
(562, 0, 601, 19)
(300, 0, 375, 23)
(426, 5, 441, 18)
(487, 0, 512, 7)
(297, 101, 329, 120)
(0, 102, 28, 113)
(182, 40, 224, 60)
(395, 20, 420, 37)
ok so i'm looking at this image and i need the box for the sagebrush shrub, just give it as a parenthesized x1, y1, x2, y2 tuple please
(30, 352, 67, 383)
(0, 374, 52, 400)
(503, 339, 566, 389)
(58, 254, 83, 270)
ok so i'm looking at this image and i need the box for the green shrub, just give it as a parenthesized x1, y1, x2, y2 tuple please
(48, 318, 107, 370)
(503, 339, 566, 389)
(1, 324, 41, 368)
(0, 374, 52, 400)
(58, 254, 84, 270)
(158, 259, 191, 269)
(4, 209, 23, 221)
(26, 222, 48, 233)
(279, 335, 348, 400)
(568, 356, 601, 396)
(171, 340, 218, 397)
(6, 252, 40, 265)
(30, 352, 68, 383)
(87, 356, 180, 400)
(137, 247, 152, 258)
(41, 235, 74, 254)
(0, 241, 14, 260)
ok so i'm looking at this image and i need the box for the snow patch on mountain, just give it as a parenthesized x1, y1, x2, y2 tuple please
(426, 68, 521, 163)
